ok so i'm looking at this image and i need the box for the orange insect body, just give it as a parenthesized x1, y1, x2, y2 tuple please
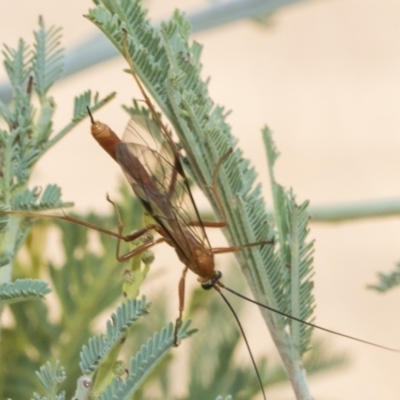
(87, 102, 400, 400)
(90, 119, 120, 160)
(90, 114, 218, 285)
(3, 30, 397, 400)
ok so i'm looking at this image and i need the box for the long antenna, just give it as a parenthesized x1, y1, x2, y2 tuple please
(220, 284, 400, 352)
(214, 286, 267, 400)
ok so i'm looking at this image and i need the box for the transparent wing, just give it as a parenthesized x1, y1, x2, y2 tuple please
(122, 115, 174, 160)
(116, 116, 211, 253)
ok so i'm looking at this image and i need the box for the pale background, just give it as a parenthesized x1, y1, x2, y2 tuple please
(1, 0, 400, 399)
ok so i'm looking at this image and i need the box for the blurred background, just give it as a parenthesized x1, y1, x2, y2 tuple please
(1, 0, 400, 398)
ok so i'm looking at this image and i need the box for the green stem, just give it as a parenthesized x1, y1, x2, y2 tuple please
(308, 197, 400, 222)
(43, 92, 116, 152)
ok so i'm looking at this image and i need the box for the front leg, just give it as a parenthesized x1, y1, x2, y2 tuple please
(174, 266, 189, 346)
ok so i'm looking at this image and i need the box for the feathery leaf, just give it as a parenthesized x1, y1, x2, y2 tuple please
(33, 361, 66, 400)
(0, 279, 50, 306)
(99, 320, 196, 400)
(32, 18, 64, 100)
(368, 262, 400, 293)
(80, 297, 150, 374)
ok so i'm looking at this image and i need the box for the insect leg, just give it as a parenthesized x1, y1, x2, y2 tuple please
(195, 149, 275, 248)
(174, 266, 189, 346)
(106, 194, 158, 241)
(212, 239, 274, 255)
(185, 150, 234, 229)
(1, 209, 138, 242)
(206, 148, 234, 225)
(106, 195, 165, 261)
(185, 148, 238, 231)
(187, 220, 226, 228)
(167, 159, 180, 200)
(116, 237, 165, 262)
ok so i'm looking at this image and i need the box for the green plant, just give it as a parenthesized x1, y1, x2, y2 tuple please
(0, 3, 348, 400)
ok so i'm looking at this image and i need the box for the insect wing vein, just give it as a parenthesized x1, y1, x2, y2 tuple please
(117, 117, 210, 259)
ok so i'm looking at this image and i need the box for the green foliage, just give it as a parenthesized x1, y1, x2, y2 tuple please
(0, 20, 118, 398)
(0, 18, 115, 289)
(80, 297, 150, 374)
(186, 285, 267, 400)
(0, 198, 346, 400)
(368, 262, 400, 293)
(0, 4, 350, 400)
(32, 18, 64, 101)
(185, 277, 346, 400)
(0, 279, 50, 306)
(0, 212, 123, 399)
(33, 361, 66, 400)
(0, 188, 196, 400)
(99, 321, 196, 400)
(264, 126, 315, 356)
(12, 184, 70, 210)
(86, 1, 323, 397)
(0, 15, 184, 400)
